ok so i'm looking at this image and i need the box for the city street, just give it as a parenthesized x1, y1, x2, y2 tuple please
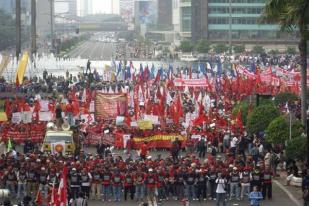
(66, 41, 116, 61)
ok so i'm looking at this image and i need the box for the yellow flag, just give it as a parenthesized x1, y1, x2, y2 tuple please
(0, 54, 10, 76)
(0, 112, 8, 122)
(16, 52, 29, 85)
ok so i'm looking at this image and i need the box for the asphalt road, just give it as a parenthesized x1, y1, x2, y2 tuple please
(87, 182, 294, 206)
(66, 41, 116, 61)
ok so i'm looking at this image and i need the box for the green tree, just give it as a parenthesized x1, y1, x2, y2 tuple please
(233, 45, 246, 54)
(286, 46, 297, 55)
(179, 41, 194, 53)
(269, 49, 280, 56)
(266, 116, 289, 144)
(263, 0, 309, 126)
(195, 39, 211, 53)
(246, 104, 280, 135)
(274, 92, 299, 106)
(286, 136, 307, 160)
(251, 45, 265, 55)
(266, 116, 303, 144)
(213, 43, 229, 54)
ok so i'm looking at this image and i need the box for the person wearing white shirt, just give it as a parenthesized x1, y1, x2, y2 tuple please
(230, 137, 238, 158)
(215, 173, 227, 206)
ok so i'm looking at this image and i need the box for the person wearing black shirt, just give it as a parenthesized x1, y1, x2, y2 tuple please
(196, 170, 208, 200)
(208, 168, 217, 200)
(55, 104, 63, 128)
(184, 168, 197, 201)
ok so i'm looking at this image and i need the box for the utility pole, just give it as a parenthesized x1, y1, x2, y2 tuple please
(16, 0, 21, 59)
(31, 0, 37, 56)
(50, 0, 54, 52)
(228, 0, 232, 55)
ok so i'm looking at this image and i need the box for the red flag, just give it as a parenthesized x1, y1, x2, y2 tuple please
(176, 94, 183, 118)
(235, 109, 244, 132)
(58, 166, 68, 206)
(35, 190, 43, 206)
(50, 183, 59, 206)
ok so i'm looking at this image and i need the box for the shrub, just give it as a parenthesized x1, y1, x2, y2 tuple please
(286, 136, 307, 160)
(274, 92, 299, 106)
(246, 104, 280, 135)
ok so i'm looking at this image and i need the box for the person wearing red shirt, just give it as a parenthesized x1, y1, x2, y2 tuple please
(66, 100, 74, 126)
(140, 142, 148, 160)
(123, 170, 135, 201)
(156, 169, 167, 201)
(145, 168, 158, 205)
(112, 170, 123, 202)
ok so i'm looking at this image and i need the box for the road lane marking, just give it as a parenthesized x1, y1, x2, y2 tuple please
(274, 180, 302, 206)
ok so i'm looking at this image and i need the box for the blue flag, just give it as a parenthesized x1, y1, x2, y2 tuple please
(117, 62, 122, 76)
(150, 64, 155, 79)
(199, 63, 206, 75)
(217, 58, 222, 77)
(250, 61, 256, 73)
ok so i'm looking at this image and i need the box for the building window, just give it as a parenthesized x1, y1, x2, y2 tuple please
(181, 7, 191, 32)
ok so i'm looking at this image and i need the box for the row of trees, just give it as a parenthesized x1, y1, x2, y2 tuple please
(179, 39, 298, 55)
(233, 92, 307, 160)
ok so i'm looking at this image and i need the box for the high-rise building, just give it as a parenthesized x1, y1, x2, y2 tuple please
(68, 0, 77, 16)
(173, 0, 296, 44)
(120, 0, 134, 23)
(111, 0, 120, 15)
(80, 0, 92, 16)
(191, 0, 208, 43)
(55, 0, 77, 17)
(157, 0, 173, 30)
(36, 0, 52, 38)
(0, 0, 14, 15)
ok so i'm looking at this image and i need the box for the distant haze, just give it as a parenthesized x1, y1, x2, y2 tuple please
(77, 0, 119, 14)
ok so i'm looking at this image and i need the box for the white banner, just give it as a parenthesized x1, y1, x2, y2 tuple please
(144, 115, 159, 124)
(39, 111, 53, 122)
(123, 134, 131, 148)
(39, 100, 49, 112)
(89, 101, 95, 113)
(12, 112, 22, 123)
(80, 114, 94, 124)
(21, 111, 33, 123)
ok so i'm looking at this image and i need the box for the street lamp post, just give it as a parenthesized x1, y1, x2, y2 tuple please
(307, 109, 309, 163)
(50, 0, 54, 52)
(228, 0, 232, 54)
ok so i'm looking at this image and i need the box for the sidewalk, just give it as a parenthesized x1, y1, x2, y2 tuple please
(275, 171, 304, 206)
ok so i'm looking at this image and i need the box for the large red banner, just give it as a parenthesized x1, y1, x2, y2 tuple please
(95, 93, 127, 120)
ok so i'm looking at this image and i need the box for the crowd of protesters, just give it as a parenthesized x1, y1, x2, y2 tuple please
(0, 53, 308, 206)
(0, 129, 308, 206)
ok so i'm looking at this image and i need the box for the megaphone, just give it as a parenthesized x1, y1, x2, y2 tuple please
(61, 121, 70, 131)
(46, 122, 56, 131)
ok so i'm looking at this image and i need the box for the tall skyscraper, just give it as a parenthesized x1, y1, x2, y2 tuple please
(157, 0, 173, 30)
(191, 0, 208, 43)
(81, 0, 93, 16)
(120, 0, 134, 22)
(0, 0, 14, 15)
(111, 0, 120, 14)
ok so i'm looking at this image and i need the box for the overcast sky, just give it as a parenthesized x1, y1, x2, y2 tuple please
(77, 0, 119, 14)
